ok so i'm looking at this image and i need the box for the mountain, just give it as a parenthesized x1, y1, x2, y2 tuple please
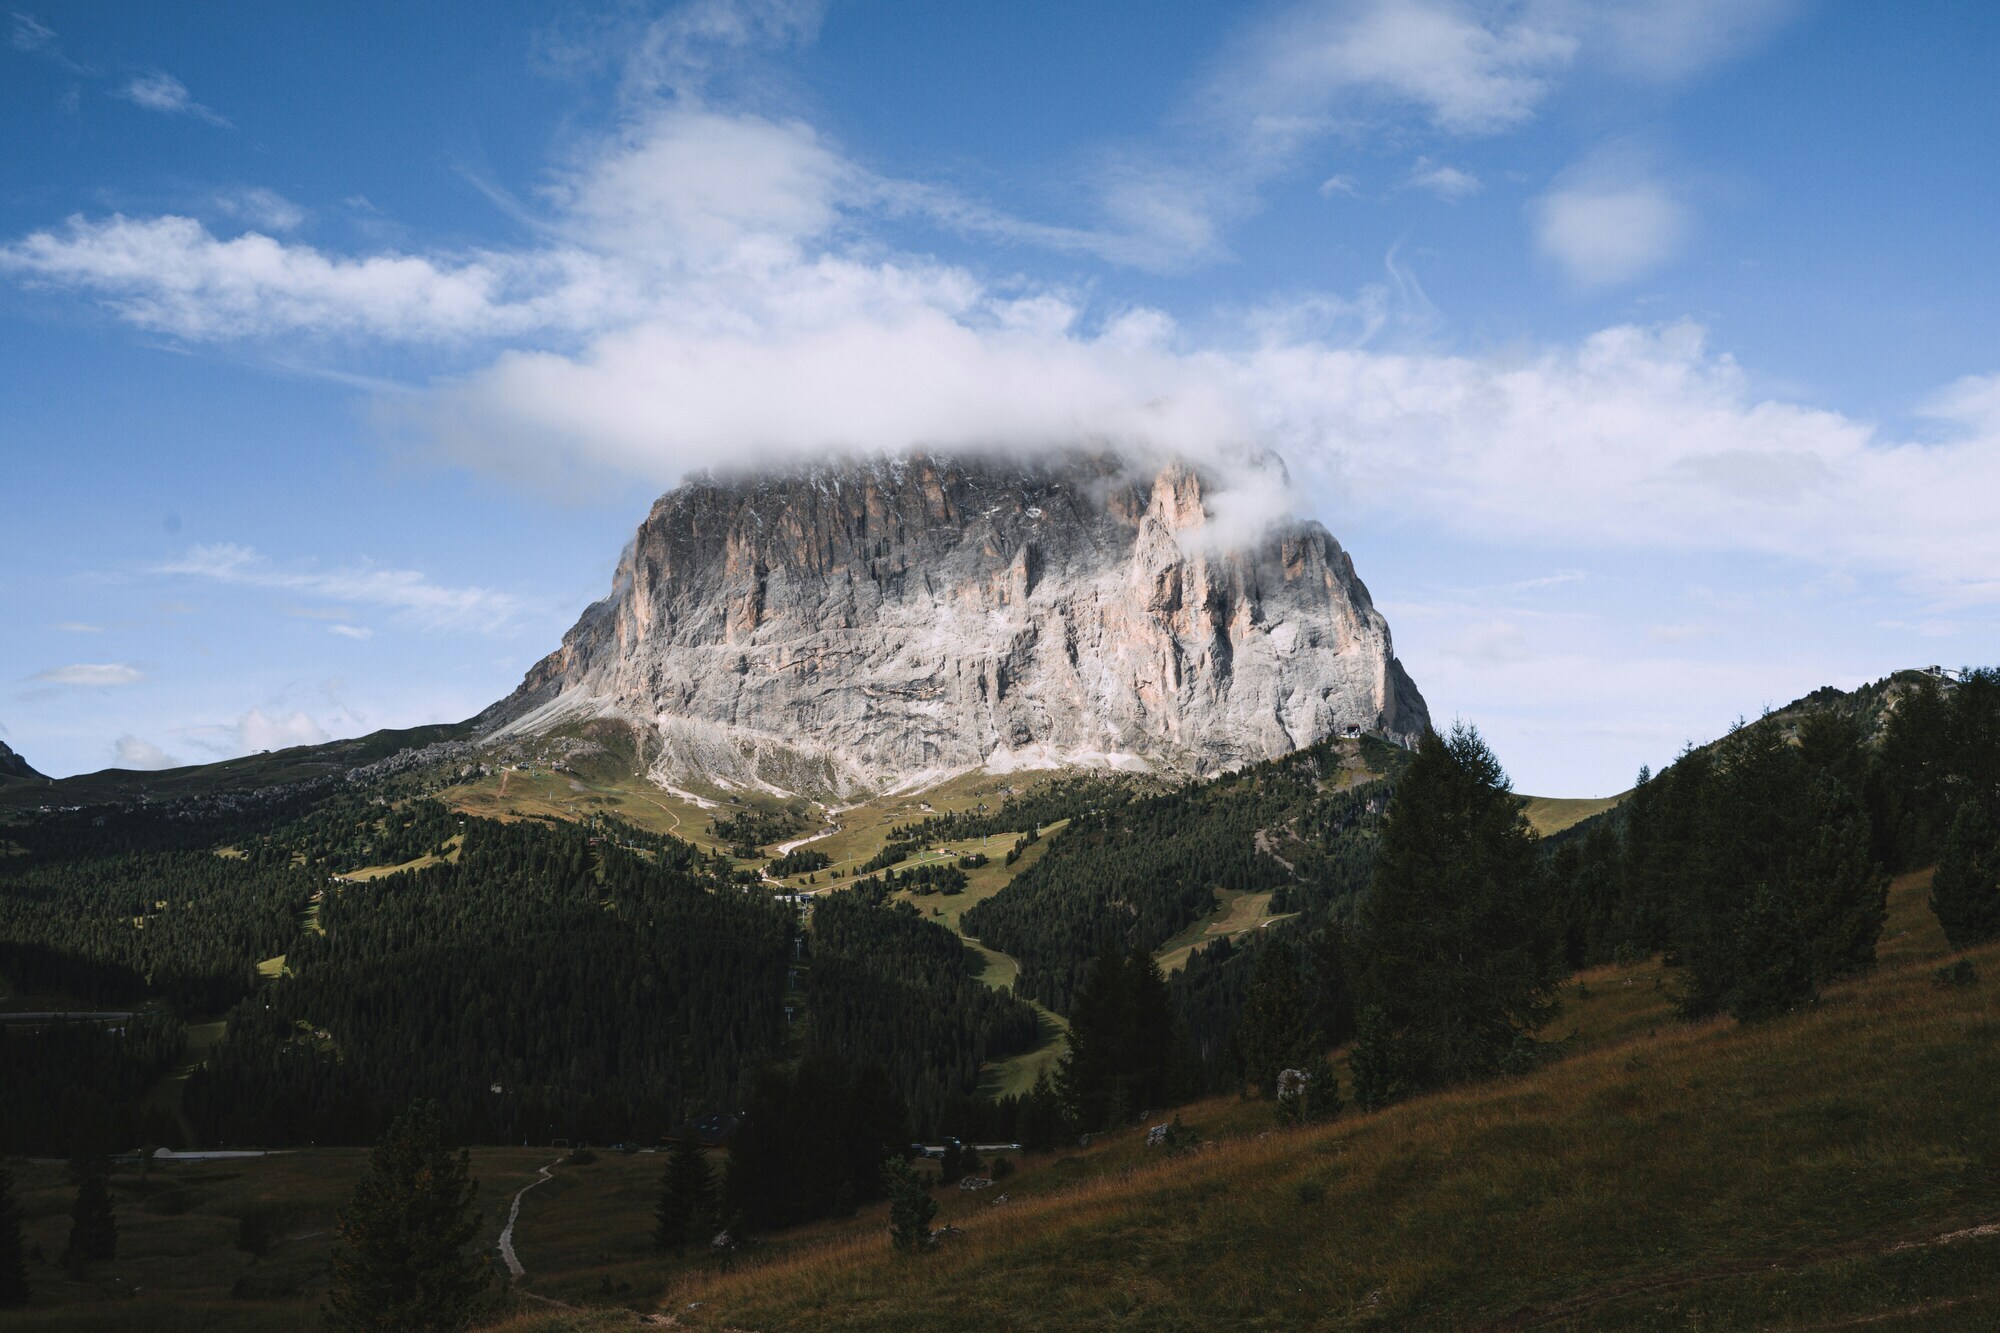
(479, 450, 1428, 797)
(0, 738, 44, 783)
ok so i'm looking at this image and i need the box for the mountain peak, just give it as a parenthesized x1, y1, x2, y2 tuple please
(480, 449, 1428, 797)
(0, 738, 45, 783)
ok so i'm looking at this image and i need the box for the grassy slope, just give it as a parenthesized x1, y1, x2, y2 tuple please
(508, 867, 1997, 1333)
(1521, 792, 1630, 837)
(7, 882, 1993, 1331)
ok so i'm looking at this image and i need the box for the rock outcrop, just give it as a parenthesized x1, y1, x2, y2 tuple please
(0, 739, 43, 783)
(480, 451, 1428, 797)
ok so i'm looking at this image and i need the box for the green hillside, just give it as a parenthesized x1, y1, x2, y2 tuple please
(490, 869, 1999, 1332)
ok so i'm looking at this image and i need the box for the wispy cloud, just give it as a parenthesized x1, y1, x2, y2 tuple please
(120, 71, 230, 126)
(32, 662, 143, 686)
(54, 620, 103, 633)
(1406, 156, 1480, 200)
(9, 10, 55, 53)
(211, 186, 306, 232)
(328, 623, 374, 640)
(156, 543, 527, 634)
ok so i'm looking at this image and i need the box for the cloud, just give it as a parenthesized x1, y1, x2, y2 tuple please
(328, 623, 374, 640)
(1212, 0, 1576, 147)
(9, 0, 1994, 624)
(236, 707, 329, 752)
(55, 620, 103, 633)
(113, 735, 180, 770)
(1439, 618, 1535, 666)
(1407, 156, 1480, 200)
(120, 71, 229, 126)
(1548, 0, 1800, 84)
(211, 187, 306, 232)
(537, 0, 824, 103)
(32, 662, 142, 686)
(156, 544, 527, 634)
(1239, 320, 2000, 605)
(552, 107, 851, 261)
(1924, 372, 2000, 433)
(1318, 174, 1360, 198)
(1532, 168, 1686, 286)
(0, 214, 616, 341)
(9, 10, 54, 52)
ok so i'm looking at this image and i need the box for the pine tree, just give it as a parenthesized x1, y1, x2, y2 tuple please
(61, 1164, 115, 1268)
(326, 1100, 489, 1333)
(882, 1156, 936, 1253)
(0, 1167, 28, 1309)
(1052, 944, 1190, 1130)
(1349, 1005, 1397, 1112)
(1055, 945, 1132, 1131)
(1122, 949, 1180, 1111)
(1932, 799, 2000, 950)
(1357, 724, 1561, 1092)
(1728, 885, 1816, 1022)
(654, 1133, 718, 1253)
(1788, 772, 1888, 984)
(1236, 938, 1314, 1098)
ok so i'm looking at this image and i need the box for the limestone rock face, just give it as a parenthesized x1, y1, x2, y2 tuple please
(480, 452, 1429, 797)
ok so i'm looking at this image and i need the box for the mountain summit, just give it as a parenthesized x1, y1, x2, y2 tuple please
(480, 451, 1428, 797)
(0, 738, 44, 783)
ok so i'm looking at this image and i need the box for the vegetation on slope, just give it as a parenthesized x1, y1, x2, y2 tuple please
(546, 871, 2000, 1333)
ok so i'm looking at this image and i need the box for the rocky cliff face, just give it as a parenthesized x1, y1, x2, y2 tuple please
(0, 739, 44, 782)
(480, 451, 1429, 797)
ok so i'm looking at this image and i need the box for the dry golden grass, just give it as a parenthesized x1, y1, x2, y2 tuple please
(568, 869, 2000, 1332)
(1520, 792, 1631, 837)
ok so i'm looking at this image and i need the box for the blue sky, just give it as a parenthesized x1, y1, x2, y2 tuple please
(4, 0, 1998, 794)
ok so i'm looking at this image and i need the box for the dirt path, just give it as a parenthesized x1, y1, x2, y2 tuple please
(1253, 827, 1296, 873)
(498, 1157, 562, 1280)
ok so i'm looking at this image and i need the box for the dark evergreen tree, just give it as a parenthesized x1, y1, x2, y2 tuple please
(1728, 885, 1816, 1022)
(1349, 1006, 1397, 1113)
(1235, 938, 1315, 1098)
(61, 1165, 116, 1268)
(1055, 946, 1189, 1130)
(1666, 727, 1886, 1019)
(724, 1055, 908, 1232)
(883, 1156, 936, 1252)
(654, 1134, 719, 1253)
(1789, 772, 1889, 983)
(1057, 946, 1135, 1131)
(1932, 799, 2000, 950)
(326, 1100, 488, 1333)
(1356, 724, 1561, 1093)
(0, 1167, 28, 1309)
(1016, 1068, 1068, 1150)
(1123, 949, 1181, 1112)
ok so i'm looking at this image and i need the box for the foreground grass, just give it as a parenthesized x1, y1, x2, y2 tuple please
(614, 872, 1996, 1332)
